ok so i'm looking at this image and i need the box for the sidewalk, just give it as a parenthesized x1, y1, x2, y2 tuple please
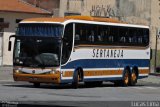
(140, 75, 160, 84)
(0, 66, 13, 81)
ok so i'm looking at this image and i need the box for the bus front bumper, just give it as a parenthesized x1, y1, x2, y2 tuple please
(13, 73, 61, 84)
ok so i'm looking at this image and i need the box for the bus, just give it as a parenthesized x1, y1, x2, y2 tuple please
(8, 16, 150, 88)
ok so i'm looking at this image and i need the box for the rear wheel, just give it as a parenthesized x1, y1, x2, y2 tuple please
(122, 69, 130, 86)
(33, 83, 40, 88)
(129, 69, 137, 86)
(114, 69, 130, 87)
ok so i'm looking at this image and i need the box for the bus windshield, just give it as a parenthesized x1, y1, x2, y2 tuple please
(14, 37, 62, 67)
(13, 24, 64, 68)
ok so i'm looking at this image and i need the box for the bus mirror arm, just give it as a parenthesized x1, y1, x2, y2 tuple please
(8, 35, 16, 51)
(8, 41, 12, 51)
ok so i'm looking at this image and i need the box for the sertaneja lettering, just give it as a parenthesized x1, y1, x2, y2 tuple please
(93, 49, 123, 58)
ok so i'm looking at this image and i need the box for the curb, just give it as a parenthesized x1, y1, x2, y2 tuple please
(149, 73, 160, 77)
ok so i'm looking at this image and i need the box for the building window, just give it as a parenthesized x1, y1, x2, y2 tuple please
(64, 12, 81, 16)
(0, 18, 4, 22)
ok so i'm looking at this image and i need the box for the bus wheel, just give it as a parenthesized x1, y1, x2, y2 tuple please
(122, 69, 130, 86)
(33, 83, 40, 88)
(129, 69, 137, 86)
(72, 70, 79, 89)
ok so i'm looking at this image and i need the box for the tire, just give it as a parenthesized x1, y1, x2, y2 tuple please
(72, 70, 79, 89)
(33, 83, 40, 88)
(122, 69, 130, 86)
(129, 69, 137, 86)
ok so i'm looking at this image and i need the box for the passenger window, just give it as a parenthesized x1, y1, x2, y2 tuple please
(62, 23, 73, 64)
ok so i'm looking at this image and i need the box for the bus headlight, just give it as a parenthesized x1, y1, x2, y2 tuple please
(50, 71, 56, 74)
(14, 69, 19, 73)
(50, 69, 59, 74)
(47, 69, 55, 74)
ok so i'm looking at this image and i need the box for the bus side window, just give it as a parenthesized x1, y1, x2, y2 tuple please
(103, 26, 109, 43)
(137, 29, 143, 44)
(129, 28, 134, 44)
(98, 31, 104, 42)
(75, 33, 80, 41)
(75, 23, 87, 45)
(143, 29, 149, 45)
(62, 23, 73, 64)
(75, 24, 80, 44)
(119, 27, 127, 43)
(108, 27, 114, 43)
(132, 29, 138, 44)
(88, 31, 95, 42)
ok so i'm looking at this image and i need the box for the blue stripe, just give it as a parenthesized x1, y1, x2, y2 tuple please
(62, 59, 150, 69)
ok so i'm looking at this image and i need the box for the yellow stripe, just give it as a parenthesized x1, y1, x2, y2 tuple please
(63, 69, 150, 77)
(63, 70, 122, 77)
(139, 69, 150, 74)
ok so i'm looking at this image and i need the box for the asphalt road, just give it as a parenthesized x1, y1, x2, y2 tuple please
(0, 80, 160, 107)
(1, 67, 160, 106)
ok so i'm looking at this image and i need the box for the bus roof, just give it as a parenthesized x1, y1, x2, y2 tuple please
(21, 16, 125, 24)
(21, 16, 149, 28)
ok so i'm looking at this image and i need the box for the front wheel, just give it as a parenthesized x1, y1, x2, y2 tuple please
(72, 70, 79, 89)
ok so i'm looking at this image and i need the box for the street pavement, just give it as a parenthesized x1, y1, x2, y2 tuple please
(0, 66, 160, 107)
(0, 66, 13, 81)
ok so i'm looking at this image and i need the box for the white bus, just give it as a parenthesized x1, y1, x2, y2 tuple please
(9, 16, 150, 88)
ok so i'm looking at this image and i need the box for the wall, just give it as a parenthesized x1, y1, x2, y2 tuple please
(59, 0, 116, 17)
(150, 0, 160, 49)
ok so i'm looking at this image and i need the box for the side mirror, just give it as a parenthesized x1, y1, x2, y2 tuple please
(8, 35, 16, 51)
(8, 41, 12, 51)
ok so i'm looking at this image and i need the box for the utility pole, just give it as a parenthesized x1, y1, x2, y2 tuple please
(154, 28, 160, 73)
